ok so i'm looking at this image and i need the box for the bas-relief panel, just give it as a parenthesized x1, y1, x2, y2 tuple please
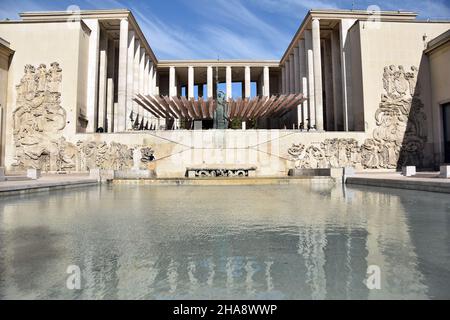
(10, 63, 429, 173)
(12, 63, 154, 172)
(288, 65, 428, 169)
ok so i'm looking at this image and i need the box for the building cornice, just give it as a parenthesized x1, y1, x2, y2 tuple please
(425, 29, 450, 54)
(280, 9, 419, 64)
(15, 9, 158, 64)
(0, 38, 14, 58)
(19, 9, 131, 21)
(157, 60, 280, 68)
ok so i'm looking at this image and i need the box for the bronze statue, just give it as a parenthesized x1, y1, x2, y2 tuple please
(213, 90, 229, 129)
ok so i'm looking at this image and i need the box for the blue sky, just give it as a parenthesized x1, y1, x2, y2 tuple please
(0, 0, 449, 60)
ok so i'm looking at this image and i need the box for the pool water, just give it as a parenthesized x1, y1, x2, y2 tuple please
(0, 183, 449, 299)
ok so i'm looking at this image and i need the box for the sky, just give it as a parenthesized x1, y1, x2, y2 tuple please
(0, 0, 449, 60)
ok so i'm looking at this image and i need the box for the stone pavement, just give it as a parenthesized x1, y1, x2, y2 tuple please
(347, 172, 450, 193)
(0, 174, 98, 196)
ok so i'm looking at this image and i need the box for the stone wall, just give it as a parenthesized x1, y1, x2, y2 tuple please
(288, 65, 428, 170)
(4, 60, 433, 177)
(4, 20, 450, 177)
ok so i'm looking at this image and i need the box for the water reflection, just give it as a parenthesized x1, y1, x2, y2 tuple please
(0, 183, 449, 299)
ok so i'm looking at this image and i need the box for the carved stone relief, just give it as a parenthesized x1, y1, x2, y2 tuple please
(289, 65, 428, 169)
(140, 147, 155, 163)
(190, 169, 251, 177)
(12, 63, 154, 172)
(76, 140, 135, 171)
(289, 139, 361, 169)
(13, 63, 68, 170)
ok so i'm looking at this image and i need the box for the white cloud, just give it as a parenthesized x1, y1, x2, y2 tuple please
(1, 0, 448, 60)
(0, 0, 47, 20)
(133, 8, 226, 59)
(130, 0, 289, 59)
(380, 0, 450, 19)
(202, 26, 278, 59)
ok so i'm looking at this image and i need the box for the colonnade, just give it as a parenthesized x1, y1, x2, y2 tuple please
(84, 15, 356, 132)
(166, 65, 271, 101)
(85, 18, 158, 133)
(280, 18, 355, 131)
(162, 64, 273, 129)
(116, 18, 158, 131)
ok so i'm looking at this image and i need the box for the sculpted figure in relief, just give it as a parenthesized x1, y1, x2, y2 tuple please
(289, 65, 428, 169)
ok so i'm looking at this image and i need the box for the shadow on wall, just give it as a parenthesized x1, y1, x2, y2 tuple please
(360, 59, 429, 170)
(286, 61, 431, 171)
(396, 55, 430, 169)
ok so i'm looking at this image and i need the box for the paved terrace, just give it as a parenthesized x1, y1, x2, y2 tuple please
(347, 172, 450, 194)
(0, 174, 98, 197)
(1, 171, 450, 196)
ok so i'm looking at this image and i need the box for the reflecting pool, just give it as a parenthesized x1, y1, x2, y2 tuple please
(0, 183, 449, 299)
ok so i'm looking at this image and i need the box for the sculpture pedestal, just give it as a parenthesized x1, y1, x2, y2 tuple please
(27, 168, 41, 180)
(402, 166, 416, 177)
(194, 121, 202, 130)
(440, 165, 450, 178)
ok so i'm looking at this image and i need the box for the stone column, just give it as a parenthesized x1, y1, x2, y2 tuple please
(312, 18, 324, 131)
(340, 19, 356, 131)
(144, 55, 149, 95)
(226, 66, 232, 99)
(331, 28, 343, 131)
(305, 29, 316, 129)
(244, 66, 251, 98)
(152, 65, 158, 95)
(139, 48, 145, 128)
(293, 47, 300, 93)
(299, 39, 308, 129)
(117, 19, 128, 132)
(169, 66, 176, 97)
(84, 19, 100, 133)
(148, 60, 153, 95)
(139, 49, 145, 94)
(107, 78, 114, 132)
(132, 39, 141, 129)
(281, 66, 286, 94)
(285, 60, 290, 94)
(289, 53, 295, 94)
(323, 39, 334, 131)
(188, 66, 194, 98)
(207, 66, 213, 98)
(98, 31, 108, 131)
(293, 46, 301, 128)
(167, 66, 176, 129)
(125, 30, 135, 131)
(263, 66, 270, 97)
(154, 67, 161, 128)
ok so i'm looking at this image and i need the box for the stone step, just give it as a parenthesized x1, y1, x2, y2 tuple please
(5, 176, 33, 182)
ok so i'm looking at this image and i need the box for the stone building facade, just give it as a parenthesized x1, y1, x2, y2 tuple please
(425, 30, 450, 165)
(0, 9, 449, 177)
